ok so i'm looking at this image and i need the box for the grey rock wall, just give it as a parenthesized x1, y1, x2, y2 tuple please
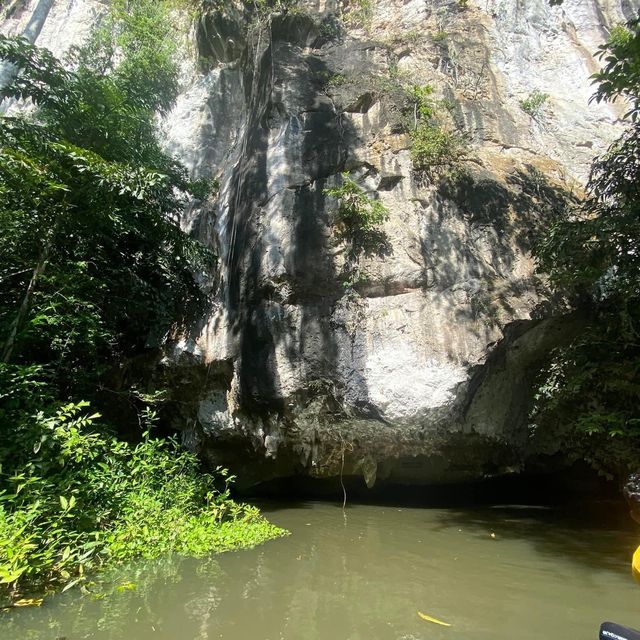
(3, 0, 637, 488)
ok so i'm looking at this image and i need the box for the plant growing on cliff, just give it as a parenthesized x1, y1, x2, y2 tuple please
(324, 173, 391, 292)
(324, 173, 389, 246)
(432, 31, 448, 45)
(408, 84, 436, 124)
(405, 84, 466, 172)
(531, 17, 640, 477)
(341, 0, 374, 29)
(251, 0, 301, 23)
(410, 123, 465, 170)
(519, 90, 549, 119)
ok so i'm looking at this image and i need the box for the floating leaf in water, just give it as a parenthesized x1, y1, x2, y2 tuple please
(13, 598, 43, 607)
(418, 611, 451, 627)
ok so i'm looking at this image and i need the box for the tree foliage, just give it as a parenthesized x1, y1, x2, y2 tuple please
(0, 0, 282, 604)
(532, 18, 640, 477)
(591, 20, 640, 121)
(0, 2, 212, 389)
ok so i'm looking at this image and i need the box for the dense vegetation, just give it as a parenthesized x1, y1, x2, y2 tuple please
(0, 0, 283, 606)
(532, 18, 640, 478)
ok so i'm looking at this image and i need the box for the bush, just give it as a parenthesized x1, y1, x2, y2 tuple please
(402, 83, 465, 172)
(323, 173, 391, 293)
(408, 84, 436, 122)
(410, 123, 465, 170)
(0, 0, 286, 607)
(0, 395, 286, 605)
(324, 173, 390, 254)
(530, 306, 640, 478)
(519, 90, 549, 118)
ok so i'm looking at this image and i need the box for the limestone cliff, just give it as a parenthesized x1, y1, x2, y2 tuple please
(3, 0, 637, 488)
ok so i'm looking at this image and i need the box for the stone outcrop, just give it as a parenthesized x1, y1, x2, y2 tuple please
(3, 0, 638, 488)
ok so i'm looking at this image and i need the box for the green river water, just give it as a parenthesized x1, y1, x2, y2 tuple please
(2, 500, 639, 639)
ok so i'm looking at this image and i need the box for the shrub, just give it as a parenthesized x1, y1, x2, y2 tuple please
(0, 396, 286, 605)
(607, 24, 633, 49)
(324, 173, 389, 240)
(323, 173, 391, 292)
(519, 90, 549, 118)
(410, 123, 464, 169)
(402, 84, 465, 171)
(0, 0, 285, 607)
(408, 84, 436, 121)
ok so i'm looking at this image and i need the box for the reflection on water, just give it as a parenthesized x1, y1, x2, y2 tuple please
(2, 501, 639, 640)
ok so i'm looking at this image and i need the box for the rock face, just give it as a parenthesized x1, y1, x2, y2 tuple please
(3, 0, 638, 488)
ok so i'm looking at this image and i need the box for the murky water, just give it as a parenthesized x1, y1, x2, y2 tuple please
(3, 500, 640, 639)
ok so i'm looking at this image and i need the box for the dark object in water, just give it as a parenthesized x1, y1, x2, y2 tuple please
(600, 622, 640, 640)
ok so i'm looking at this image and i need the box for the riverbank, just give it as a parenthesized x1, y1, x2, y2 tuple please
(0, 407, 286, 608)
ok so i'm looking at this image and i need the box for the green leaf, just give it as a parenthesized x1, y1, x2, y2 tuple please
(62, 577, 83, 592)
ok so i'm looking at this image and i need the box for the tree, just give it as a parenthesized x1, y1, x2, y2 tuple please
(532, 19, 640, 477)
(0, 2, 212, 397)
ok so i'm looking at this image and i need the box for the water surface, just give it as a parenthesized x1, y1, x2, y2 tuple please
(3, 501, 640, 639)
